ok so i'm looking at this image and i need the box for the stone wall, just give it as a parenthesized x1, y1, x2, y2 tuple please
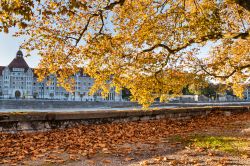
(0, 106, 249, 132)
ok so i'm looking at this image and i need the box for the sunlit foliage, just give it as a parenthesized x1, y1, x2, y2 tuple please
(0, 0, 249, 106)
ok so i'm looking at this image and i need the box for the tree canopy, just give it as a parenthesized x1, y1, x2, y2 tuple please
(0, 0, 249, 107)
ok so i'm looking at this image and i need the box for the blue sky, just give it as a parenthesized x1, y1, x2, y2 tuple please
(0, 30, 211, 68)
(0, 30, 40, 68)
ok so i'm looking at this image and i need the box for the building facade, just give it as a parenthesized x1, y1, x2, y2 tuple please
(244, 86, 250, 101)
(0, 50, 122, 101)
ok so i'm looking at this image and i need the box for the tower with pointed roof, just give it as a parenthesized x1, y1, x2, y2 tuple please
(0, 50, 34, 99)
(8, 50, 30, 72)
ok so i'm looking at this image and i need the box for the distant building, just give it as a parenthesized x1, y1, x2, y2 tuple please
(243, 77, 250, 100)
(244, 86, 250, 101)
(0, 50, 122, 101)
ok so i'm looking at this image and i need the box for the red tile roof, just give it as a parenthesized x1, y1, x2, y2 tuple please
(0, 66, 5, 76)
(8, 56, 29, 71)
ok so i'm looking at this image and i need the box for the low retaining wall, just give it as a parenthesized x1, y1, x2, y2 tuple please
(0, 106, 249, 132)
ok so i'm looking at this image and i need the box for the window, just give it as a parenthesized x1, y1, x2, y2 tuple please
(13, 68, 24, 72)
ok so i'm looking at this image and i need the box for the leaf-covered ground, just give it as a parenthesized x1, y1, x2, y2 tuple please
(0, 111, 250, 166)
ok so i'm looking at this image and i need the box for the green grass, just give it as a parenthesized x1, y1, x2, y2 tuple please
(190, 135, 250, 155)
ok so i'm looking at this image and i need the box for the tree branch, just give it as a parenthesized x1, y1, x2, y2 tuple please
(200, 64, 250, 79)
(65, 36, 78, 40)
(142, 32, 223, 54)
(74, 16, 93, 47)
(104, 0, 126, 10)
(235, 0, 250, 11)
(142, 43, 174, 53)
(65, 15, 96, 60)
(232, 31, 249, 39)
(142, 29, 249, 54)
(98, 11, 105, 35)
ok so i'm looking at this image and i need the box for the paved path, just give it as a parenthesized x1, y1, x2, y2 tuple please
(0, 102, 249, 113)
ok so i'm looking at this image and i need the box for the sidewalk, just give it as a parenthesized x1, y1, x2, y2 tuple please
(0, 102, 250, 113)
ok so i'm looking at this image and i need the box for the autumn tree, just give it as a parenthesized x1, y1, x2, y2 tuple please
(0, 0, 249, 107)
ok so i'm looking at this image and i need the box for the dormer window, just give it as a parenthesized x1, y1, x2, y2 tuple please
(13, 68, 24, 72)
